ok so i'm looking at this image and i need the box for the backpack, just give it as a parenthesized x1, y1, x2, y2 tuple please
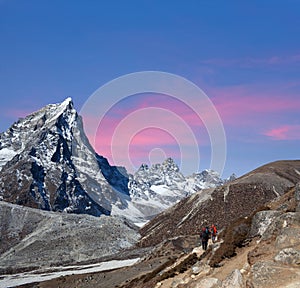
(212, 225, 217, 235)
(201, 227, 210, 240)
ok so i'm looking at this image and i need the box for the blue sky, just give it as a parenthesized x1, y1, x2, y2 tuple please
(1, 1, 300, 177)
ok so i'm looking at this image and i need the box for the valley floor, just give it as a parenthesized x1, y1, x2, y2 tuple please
(0, 258, 140, 288)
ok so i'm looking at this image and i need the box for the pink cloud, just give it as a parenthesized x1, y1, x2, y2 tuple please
(82, 94, 211, 154)
(96, 129, 183, 169)
(263, 125, 300, 140)
(129, 128, 177, 146)
(208, 84, 300, 126)
(82, 102, 206, 168)
(94, 111, 206, 150)
(81, 80, 300, 167)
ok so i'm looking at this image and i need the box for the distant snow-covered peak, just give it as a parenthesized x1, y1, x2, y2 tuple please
(161, 157, 180, 172)
(125, 157, 227, 222)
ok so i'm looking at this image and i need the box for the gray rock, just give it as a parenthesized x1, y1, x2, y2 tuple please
(170, 279, 184, 287)
(250, 210, 281, 238)
(250, 260, 300, 288)
(261, 212, 300, 241)
(295, 182, 300, 201)
(250, 261, 280, 287)
(192, 266, 201, 274)
(274, 248, 300, 265)
(189, 277, 221, 288)
(275, 227, 300, 250)
(191, 263, 211, 276)
(295, 182, 300, 212)
(221, 269, 244, 288)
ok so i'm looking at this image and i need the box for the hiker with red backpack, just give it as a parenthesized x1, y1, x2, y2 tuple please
(200, 226, 210, 250)
(211, 224, 218, 243)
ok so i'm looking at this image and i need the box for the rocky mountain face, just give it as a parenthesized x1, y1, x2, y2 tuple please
(0, 98, 129, 217)
(125, 158, 228, 222)
(139, 160, 300, 247)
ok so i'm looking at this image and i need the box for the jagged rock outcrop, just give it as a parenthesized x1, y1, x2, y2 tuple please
(221, 269, 244, 288)
(249, 210, 282, 237)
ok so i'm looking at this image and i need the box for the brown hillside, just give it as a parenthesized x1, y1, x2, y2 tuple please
(138, 160, 300, 247)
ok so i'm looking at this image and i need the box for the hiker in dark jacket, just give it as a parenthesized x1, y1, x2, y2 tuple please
(200, 226, 210, 250)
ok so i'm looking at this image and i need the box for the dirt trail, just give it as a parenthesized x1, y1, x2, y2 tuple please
(210, 244, 253, 280)
(154, 240, 255, 287)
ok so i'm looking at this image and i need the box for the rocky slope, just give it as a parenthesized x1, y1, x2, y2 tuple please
(133, 179, 300, 288)
(0, 201, 140, 274)
(139, 160, 300, 247)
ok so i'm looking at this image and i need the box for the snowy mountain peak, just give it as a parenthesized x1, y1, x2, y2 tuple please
(137, 163, 149, 172)
(0, 98, 129, 217)
(62, 96, 73, 105)
(188, 169, 223, 184)
(161, 157, 180, 173)
(43, 97, 76, 129)
(0, 98, 77, 169)
(162, 157, 177, 166)
(124, 157, 227, 223)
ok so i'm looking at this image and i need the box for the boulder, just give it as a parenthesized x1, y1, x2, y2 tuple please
(250, 260, 300, 288)
(261, 212, 300, 241)
(191, 263, 211, 276)
(187, 277, 221, 288)
(249, 210, 281, 238)
(221, 269, 244, 288)
(275, 227, 300, 250)
(274, 248, 300, 265)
